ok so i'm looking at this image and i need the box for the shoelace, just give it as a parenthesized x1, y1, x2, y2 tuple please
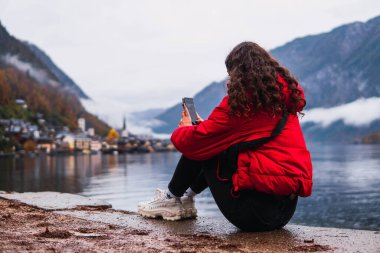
(152, 188, 166, 201)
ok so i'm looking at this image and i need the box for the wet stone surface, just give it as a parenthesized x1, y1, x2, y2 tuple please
(0, 192, 379, 252)
(0, 191, 111, 210)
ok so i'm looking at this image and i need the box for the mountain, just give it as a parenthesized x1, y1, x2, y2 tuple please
(153, 16, 380, 142)
(25, 43, 89, 99)
(271, 15, 380, 108)
(0, 21, 89, 99)
(153, 80, 226, 133)
(130, 108, 166, 121)
(0, 20, 109, 135)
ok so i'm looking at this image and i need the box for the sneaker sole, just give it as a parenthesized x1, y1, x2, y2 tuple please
(138, 209, 183, 221)
(183, 208, 197, 219)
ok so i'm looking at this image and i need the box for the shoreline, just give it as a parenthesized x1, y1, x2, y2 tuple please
(0, 148, 177, 158)
(0, 192, 379, 252)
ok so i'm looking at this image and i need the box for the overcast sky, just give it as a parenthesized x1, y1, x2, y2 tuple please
(0, 0, 379, 127)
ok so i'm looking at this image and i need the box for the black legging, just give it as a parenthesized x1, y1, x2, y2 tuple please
(168, 155, 298, 231)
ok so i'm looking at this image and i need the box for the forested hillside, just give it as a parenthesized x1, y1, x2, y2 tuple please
(0, 20, 109, 135)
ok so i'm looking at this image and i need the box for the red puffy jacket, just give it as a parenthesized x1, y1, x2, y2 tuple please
(171, 80, 313, 197)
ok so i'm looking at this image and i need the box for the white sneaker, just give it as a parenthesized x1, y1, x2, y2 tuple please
(137, 188, 167, 211)
(137, 189, 184, 221)
(181, 195, 197, 219)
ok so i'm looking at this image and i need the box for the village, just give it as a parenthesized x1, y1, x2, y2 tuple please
(0, 99, 176, 157)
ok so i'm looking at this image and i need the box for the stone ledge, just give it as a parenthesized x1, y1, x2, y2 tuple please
(1, 191, 379, 253)
(0, 191, 112, 210)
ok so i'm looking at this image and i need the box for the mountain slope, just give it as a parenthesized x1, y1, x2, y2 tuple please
(0, 21, 89, 99)
(271, 15, 380, 108)
(154, 80, 226, 133)
(25, 42, 89, 99)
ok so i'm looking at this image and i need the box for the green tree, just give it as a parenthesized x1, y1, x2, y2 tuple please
(0, 126, 12, 152)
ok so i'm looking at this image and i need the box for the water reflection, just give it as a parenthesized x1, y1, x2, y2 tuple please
(0, 154, 101, 193)
(0, 144, 379, 231)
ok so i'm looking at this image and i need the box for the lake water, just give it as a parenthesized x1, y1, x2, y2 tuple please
(0, 144, 379, 231)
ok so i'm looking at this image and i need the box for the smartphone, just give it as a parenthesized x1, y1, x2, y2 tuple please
(182, 97, 198, 125)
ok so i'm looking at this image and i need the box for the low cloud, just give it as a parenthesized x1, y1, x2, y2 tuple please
(81, 98, 170, 138)
(0, 54, 56, 85)
(301, 97, 380, 127)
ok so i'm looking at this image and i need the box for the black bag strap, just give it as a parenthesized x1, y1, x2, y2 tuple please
(224, 113, 289, 172)
(238, 112, 289, 151)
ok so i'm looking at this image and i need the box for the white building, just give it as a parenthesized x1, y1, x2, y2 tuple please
(78, 118, 86, 132)
(87, 128, 95, 136)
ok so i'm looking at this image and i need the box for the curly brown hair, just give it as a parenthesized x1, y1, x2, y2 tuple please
(225, 42, 305, 116)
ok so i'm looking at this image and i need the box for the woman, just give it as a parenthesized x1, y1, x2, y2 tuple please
(138, 42, 312, 231)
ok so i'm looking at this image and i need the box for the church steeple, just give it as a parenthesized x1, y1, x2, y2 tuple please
(122, 115, 127, 130)
(121, 115, 129, 138)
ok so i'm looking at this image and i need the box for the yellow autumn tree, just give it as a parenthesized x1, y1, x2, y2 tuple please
(23, 139, 36, 152)
(106, 128, 119, 144)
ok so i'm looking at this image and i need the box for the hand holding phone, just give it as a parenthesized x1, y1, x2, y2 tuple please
(182, 97, 199, 125)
